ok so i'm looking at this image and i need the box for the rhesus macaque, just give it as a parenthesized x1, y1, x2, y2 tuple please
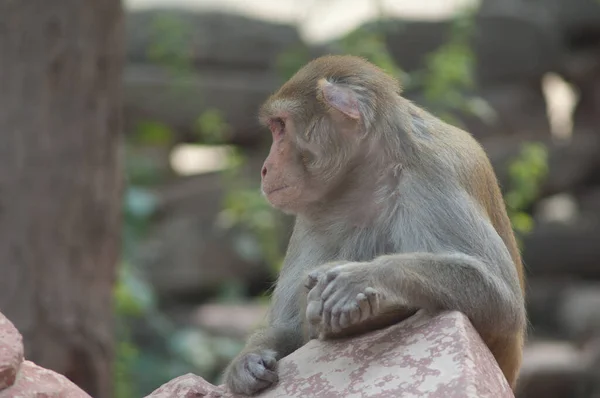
(222, 55, 526, 396)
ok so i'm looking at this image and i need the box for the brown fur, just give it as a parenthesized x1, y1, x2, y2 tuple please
(223, 55, 526, 395)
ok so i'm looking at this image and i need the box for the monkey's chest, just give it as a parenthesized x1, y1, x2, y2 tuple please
(309, 229, 396, 265)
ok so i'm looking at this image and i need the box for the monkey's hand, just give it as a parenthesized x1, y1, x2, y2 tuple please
(306, 262, 383, 336)
(223, 349, 278, 396)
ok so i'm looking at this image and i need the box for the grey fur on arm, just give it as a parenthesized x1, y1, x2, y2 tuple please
(370, 251, 526, 336)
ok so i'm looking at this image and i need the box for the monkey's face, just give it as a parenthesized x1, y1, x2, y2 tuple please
(259, 57, 397, 215)
(259, 114, 329, 215)
(258, 97, 363, 215)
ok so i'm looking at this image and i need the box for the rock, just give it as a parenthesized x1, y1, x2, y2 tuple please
(148, 310, 514, 397)
(520, 219, 600, 279)
(382, 18, 555, 138)
(567, 57, 600, 135)
(527, 280, 600, 340)
(192, 303, 269, 339)
(525, 278, 570, 339)
(472, 14, 561, 84)
(578, 188, 600, 214)
(516, 340, 595, 398)
(0, 360, 91, 398)
(123, 9, 318, 147)
(123, 64, 280, 147)
(553, 0, 600, 38)
(483, 132, 600, 197)
(383, 12, 561, 84)
(126, 9, 302, 69)
(0, 312, 23, 389)
(479, 0, 600, 47)
(144, 373, 224, 398)
(380, 19, 452, 75)
(557, 284, 600, 342)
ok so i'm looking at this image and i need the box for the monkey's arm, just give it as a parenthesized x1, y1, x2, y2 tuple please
(239, 278, 306, 359)
(309, 192, 526, 338)
(222, 266, 306, 395)
(370, 251, 525, 336)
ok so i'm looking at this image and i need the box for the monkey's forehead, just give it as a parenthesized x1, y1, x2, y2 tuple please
(258, 93, 322, 126)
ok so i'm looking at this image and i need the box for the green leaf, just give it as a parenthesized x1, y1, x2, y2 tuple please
(133, 121, 173, 146)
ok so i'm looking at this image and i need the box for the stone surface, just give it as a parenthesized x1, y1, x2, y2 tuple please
(145, 373, 224, 398)
(148, 311, 514, 398)
(123, 64, 279, 146)
(558, 284, 600, 342)
(0, 360, 92, 398)
(515, 340, 595, 398)
(520, 219, 600, 280)
(0, 312, 23, 389)
(126, 9, 302, 69)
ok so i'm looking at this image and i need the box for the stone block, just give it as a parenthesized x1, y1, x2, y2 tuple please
(146, 311, 514, 398)
(0, 312, 23, 390)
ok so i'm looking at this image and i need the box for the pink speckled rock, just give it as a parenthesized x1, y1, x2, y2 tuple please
(149, 310, 514, 398)
(0, 360, 92, 398)
(0, 312, 24, 389)
(145, 373, 225, 398)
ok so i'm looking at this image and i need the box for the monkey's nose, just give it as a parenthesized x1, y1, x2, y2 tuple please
(261, 165, 267, 178)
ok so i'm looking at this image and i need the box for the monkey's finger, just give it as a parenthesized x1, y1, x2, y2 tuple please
(306, 300, 323, 324)
(320, 278, 342, 300)
(305, 272, 319, 290)
(364, 287, 380, 315)
(357, 293, 371, 322)
(249, 363, 279, 384)
(325, 269, 339, 282)
(261, 353, 277, 370)
(339, 307, 352, 329)
(348, 303, 361, 325)
(322, 304, 334, 332)
(330, 306, 344, 333)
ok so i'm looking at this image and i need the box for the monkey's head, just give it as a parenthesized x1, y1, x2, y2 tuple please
(258, 55, 401, 215)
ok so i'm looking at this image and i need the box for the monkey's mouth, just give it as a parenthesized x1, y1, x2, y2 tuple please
(265, 185, 289, 195)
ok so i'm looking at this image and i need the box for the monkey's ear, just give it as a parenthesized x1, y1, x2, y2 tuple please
(317, 78, 361, 120)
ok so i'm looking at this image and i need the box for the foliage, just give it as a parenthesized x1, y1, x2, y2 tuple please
(505, 142, 549, 244)
(418, 5, 495, 125)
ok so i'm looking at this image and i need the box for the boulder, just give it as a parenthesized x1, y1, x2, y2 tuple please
(381, 15, 558, 138)
(527, 280, 600, 340)
(521, 219, 600, 280)
(146, 310, 514, 397)
(123, 9, 329, 147)
(482, 132, 600, 197)
(516, 340, 595, 398)
(123, 64, 279, 147)
(126, 9, 302, 69)
(557, 284, 600, 342)
(383, 12, 562, 84)
(0, 361, 91, 398)
(0, 311, 92, 397)
(0, 312, 23, 389)
(145, 373, 223, 398)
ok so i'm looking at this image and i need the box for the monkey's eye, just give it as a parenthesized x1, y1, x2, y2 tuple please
(270, 117, 286, 136)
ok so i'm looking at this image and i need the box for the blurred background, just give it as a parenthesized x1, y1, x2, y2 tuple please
(1, 0, 600, 397)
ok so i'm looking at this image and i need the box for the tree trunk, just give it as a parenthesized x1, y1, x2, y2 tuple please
(0, 1, 124, 397)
